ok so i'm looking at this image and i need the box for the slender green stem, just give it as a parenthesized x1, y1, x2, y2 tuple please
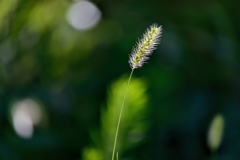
(111, 69, 134, 160)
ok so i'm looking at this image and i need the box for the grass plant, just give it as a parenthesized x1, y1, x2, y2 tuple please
(111, 24, 162, 160)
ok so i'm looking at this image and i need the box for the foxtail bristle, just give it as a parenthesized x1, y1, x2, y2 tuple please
(129, 24, 162, 69)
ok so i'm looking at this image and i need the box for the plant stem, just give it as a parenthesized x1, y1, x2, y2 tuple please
(111, 69, 134, 160)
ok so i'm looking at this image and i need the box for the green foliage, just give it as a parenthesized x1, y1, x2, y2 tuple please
(1, 0, 240, 159)
(0, 0, 18, 29)
(83, 76, 149, 160)
(83, 147, 104, 160)
(208, 114, 225, 153)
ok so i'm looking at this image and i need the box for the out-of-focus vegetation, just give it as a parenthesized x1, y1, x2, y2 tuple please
(83, 76, 149, 160)
(207, 114, 224, 153)
(1, 0, 240, 159)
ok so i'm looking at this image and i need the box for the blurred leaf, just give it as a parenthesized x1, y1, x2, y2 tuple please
(0, 0, 18, 30)
(82, 147, 103, 160)
(27, 1, 66, 33)
(208, 114, 224, 153)
(82, 75, 149, 159)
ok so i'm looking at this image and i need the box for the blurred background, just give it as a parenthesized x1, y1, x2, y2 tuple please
(1, 0, 240, 159)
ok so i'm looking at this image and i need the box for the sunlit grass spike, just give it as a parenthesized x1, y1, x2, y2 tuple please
(129, 24, 162, 69)
(111, 23, 162, 160)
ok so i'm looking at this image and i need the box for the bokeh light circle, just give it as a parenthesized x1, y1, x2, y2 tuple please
(66, 0, 101, 30)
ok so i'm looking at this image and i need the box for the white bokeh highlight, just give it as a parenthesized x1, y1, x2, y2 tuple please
(66, 0, 101, 30)
(12, 109, 33, 138)
(11, 99, 42, 139)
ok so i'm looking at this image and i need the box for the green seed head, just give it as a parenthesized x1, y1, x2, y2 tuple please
(129, 24, 162, 69)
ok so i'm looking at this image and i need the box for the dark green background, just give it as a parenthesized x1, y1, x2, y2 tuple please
(1, 0, 240, 159)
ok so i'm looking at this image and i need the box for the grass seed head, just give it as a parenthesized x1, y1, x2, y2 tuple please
(129, 24, 162, 69)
